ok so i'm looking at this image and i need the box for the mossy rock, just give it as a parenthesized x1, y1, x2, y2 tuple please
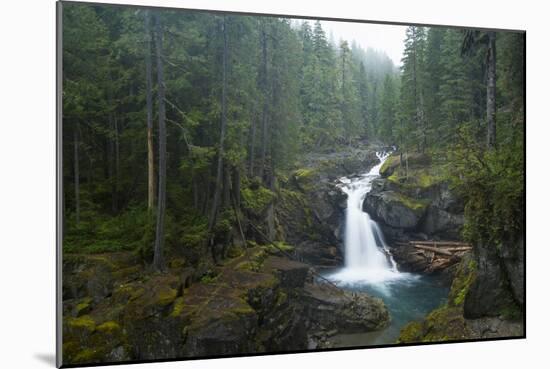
(66, 315, 96, 333)
(96, 321, 121, 334)
(241, 185, 276, 216)
(397, 321, 424, 343)
(449, 256, 477, 307)
(74, 297, 93, 317)
(379, 154, 401, 177)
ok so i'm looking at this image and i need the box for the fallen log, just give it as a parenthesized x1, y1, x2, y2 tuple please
(410, 241, 471, 247)
(412, 244, 454, 257)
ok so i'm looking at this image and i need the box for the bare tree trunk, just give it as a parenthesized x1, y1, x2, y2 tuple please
(73, 122, 80, 225)
(233, 166, 241, 208)
(223, 164, 231, 208)
(153, 13, 166, 272)
(486, 31, 497, 149)
(258, 19, 269, 182)
(114, 115, 120, 207)
(208, 16, 229, 233)
(108, 113, 117, 213)
(248, 111, 256, 177)
(145, 10, 155, 210)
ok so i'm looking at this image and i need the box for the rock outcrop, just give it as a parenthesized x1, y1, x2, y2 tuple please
(62, 247, 390, 365)
(397, 254, 524, 344)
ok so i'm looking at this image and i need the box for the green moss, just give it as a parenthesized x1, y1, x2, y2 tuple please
(500, 304, 522, 320)
(241, 185, 276, 215)
(75, 297, 92, 316)
(156, 287, 178, 306)
(170, 297, 186, 318)
(397, 321, 424, 343)
(67, 315, 96, 332)
(393, 192, 428, 211)
(380, 155, 400, 177)
(235, 260, 261, 272)
(449, 258, 477, 307)
(72, 348, 101, 363)
(264, 242, 295, 255)
(275, 290, 288, 307)
(292, 168, 318, 191)
(168, 258, 186, 269)
(96, 321, 120, 334)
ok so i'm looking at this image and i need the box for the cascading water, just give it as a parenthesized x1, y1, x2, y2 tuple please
(326, 152, 449, 345)
(330, 152, 407, 287)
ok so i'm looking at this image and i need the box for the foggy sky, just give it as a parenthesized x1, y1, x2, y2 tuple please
(300, 19, 407, 66)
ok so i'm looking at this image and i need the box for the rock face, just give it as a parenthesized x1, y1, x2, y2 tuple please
(463, 237, 523, 319)
(62, 248, 390, 365)
(398, 255, 524, 344)
(364, 191, 427, 230)
(277, 144, 383, 268)
(301, 283, 390, 334)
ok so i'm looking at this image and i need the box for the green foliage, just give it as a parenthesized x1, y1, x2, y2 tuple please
(448, 120, 524, 248)
(241, 183, 275, 216)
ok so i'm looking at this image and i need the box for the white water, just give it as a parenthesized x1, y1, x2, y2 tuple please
(330, 152, 413, 290)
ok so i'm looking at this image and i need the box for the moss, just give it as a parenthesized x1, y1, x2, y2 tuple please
(96, 321, 121, 334)
(75, 297, 92, 316)
(168, 258, 186, 269)
(397, 321, 424, 343)
(449, 258, 477, 307)
(235, 260, 261, 272)
(170, 297, 186, 318)
(275, 290, 288, 307)
(292, 168, 318, 192)
(500, 304, 522, 320)
(392, 192, 428, 211)
(156, 287, 178, 306)
(380, 155, 400, 177)
(67, 315, 96, 332)
(72, 348, 101, 363)
(265, 242, 295, 255)
(241, 185, 276, 215)
(422, 306, 468, 342)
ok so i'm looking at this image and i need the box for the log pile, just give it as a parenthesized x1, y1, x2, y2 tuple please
(394, 240, 472, 273)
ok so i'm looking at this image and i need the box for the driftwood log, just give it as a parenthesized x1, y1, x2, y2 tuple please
(393, 240, 473, 273)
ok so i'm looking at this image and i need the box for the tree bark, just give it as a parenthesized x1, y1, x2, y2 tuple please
(145, 10, 155, 211)
(73, 121, 80, 225)
(248, 111, 256, 177)
(258, 19, 269, 182)
(208, 16, 229, 233)
(153, 13, 166, 272)
(486, 31, 497, 149)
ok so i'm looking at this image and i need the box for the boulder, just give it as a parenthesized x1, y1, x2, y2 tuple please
(300, 283, 390, 333)
(364, 191, 427, 230)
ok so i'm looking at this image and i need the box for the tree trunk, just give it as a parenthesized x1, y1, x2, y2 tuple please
(73, 122, 80, 225)
(208, 16, 229, 233)
(486, 31, 497, 149)
(145, 10, 155, 210)
(248, 111, 256, 177)
(258, 19, 269, 182)
(233, 166, 241, 208)
(153, 13, 166, 272)
(114, 115, 120, 208)
(108, 113, 117, 213)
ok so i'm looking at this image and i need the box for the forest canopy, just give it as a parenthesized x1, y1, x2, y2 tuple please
(62, 3, 525, 271)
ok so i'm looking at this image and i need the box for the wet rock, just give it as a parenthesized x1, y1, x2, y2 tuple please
(364, 191, 427, 230)
(300, 283, 390, 333)
(264, 256, 310, 288)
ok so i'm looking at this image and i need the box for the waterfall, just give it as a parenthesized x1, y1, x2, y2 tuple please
(330, 152, 405, 286)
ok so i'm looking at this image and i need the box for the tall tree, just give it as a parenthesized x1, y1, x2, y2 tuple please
(208, 16, 229, 233)
(144, 10, 155, 210)
(153, 12, 166, 271)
